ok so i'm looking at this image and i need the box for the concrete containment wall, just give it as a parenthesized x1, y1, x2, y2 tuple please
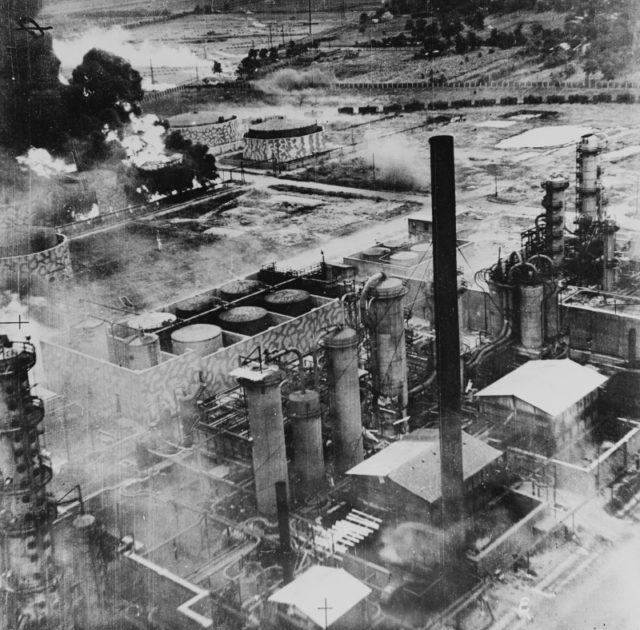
(0, 232, 73, 286)
(170, 117, 239, 147)
(243, 130, 325, 162)
(41, 299, 344, 425)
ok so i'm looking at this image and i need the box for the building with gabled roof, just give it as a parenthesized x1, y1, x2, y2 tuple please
(268, 565, 371, 629)
(476, 359, 609, 456)
(346, 429, 504, 524)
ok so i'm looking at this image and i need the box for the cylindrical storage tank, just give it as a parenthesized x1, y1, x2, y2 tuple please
(323, 327, 363, 475)
(219, 279, 264, 303)
(288, 389, 324, 496)
(410, 242, 431, 262)
(519, 284, 544, 350)
(175, 294, 218, 320)
(171, 324, 223, 357)
(126, 311, 176, 333)
(264, 289, 312, 317)
(218, 306, 269, 336)
(362, 247, 389, 261)
(126, 333, 160, 370)
(370, 277, 409, 414)
(235, 366, 288, 516)
(389, 251, 420, 267)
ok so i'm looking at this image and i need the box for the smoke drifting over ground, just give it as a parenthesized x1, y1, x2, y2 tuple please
(362, 132, 429, 192)
(53, 26, 207, 78)
(256, 68, 335, 95)
(378, 522, 442, 569)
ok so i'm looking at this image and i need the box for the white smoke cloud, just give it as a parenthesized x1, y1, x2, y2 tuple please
(119, 114, 181, 169)
(53, 26, 208, 76)
(16, 148, 76, 178)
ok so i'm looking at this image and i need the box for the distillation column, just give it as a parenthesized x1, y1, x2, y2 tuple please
(233, 364, 288, 516)
(0, 339, 62, 630)
(369, 277, 409, 416)
(602, 218, 619, 292)
(323, 327, 363, 475)
(576, 133, 603, 222)
(518, 282, 545, 353)
(288, 389, 324, 497)
(542, 175, 570, 267)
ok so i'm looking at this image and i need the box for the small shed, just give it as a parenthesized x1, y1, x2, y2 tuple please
(268, 565, 371, 629)
(476, 359, 608, 456)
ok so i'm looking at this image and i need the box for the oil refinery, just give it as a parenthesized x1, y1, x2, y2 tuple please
(0, 126, 638, 630)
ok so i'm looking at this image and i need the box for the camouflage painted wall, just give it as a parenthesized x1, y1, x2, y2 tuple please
(170, 117, 239, 147)
(41, 300, 344, 425)
(0, 233, 73, 286)
(243, 130, 326, 163)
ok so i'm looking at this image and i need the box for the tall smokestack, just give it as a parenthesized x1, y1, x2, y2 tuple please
(275, 481, 294, 584)
(429, 136, 465, 563)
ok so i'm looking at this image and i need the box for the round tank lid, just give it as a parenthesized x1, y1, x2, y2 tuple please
(127, 312, 176, 331)
(323, 326, 358, 348)
(362, 246, 388, 256)
(390, 251, 419, 260)
(410, 242, 431, 252)
(175, 294, 217, 311)
(219, 306, 268, 322)
(221, 279, 263, 295)
(171, 324, 222, 342)
(129, 333, 158, 346)
(289, 389, 320, 405)
(265, 289, 310, 304)
(374, 277, 407, 298)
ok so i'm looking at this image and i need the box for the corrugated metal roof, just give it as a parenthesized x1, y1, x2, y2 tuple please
(475, 359, 608, 417)
(269, 565, 371, 628)
(347, 430, 503, 504)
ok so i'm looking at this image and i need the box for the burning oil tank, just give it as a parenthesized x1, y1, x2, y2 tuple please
(264, 289, 312, 317)
(171, 324, 223, 357)
(218, 306, 269, 336)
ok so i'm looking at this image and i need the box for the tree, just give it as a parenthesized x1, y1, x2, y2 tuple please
(212, 61, 222, 73)
(583, 57, 598, 84)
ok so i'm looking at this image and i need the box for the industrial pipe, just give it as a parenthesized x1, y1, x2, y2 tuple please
(359, 271, 386, 321)
(265, 347, 306, 392)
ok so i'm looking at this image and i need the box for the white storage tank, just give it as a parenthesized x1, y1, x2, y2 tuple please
(389, 250, 420, 266)
(410, 242, 431, 262)
(127, 333, 160, 370)
(126, 311, 176, 333)
(171, 324, 224, 357)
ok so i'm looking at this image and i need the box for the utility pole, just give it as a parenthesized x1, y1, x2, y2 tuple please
(149, 59, 155, 85)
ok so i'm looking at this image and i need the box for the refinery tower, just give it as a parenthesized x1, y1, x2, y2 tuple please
(0, 336, 62, 630)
